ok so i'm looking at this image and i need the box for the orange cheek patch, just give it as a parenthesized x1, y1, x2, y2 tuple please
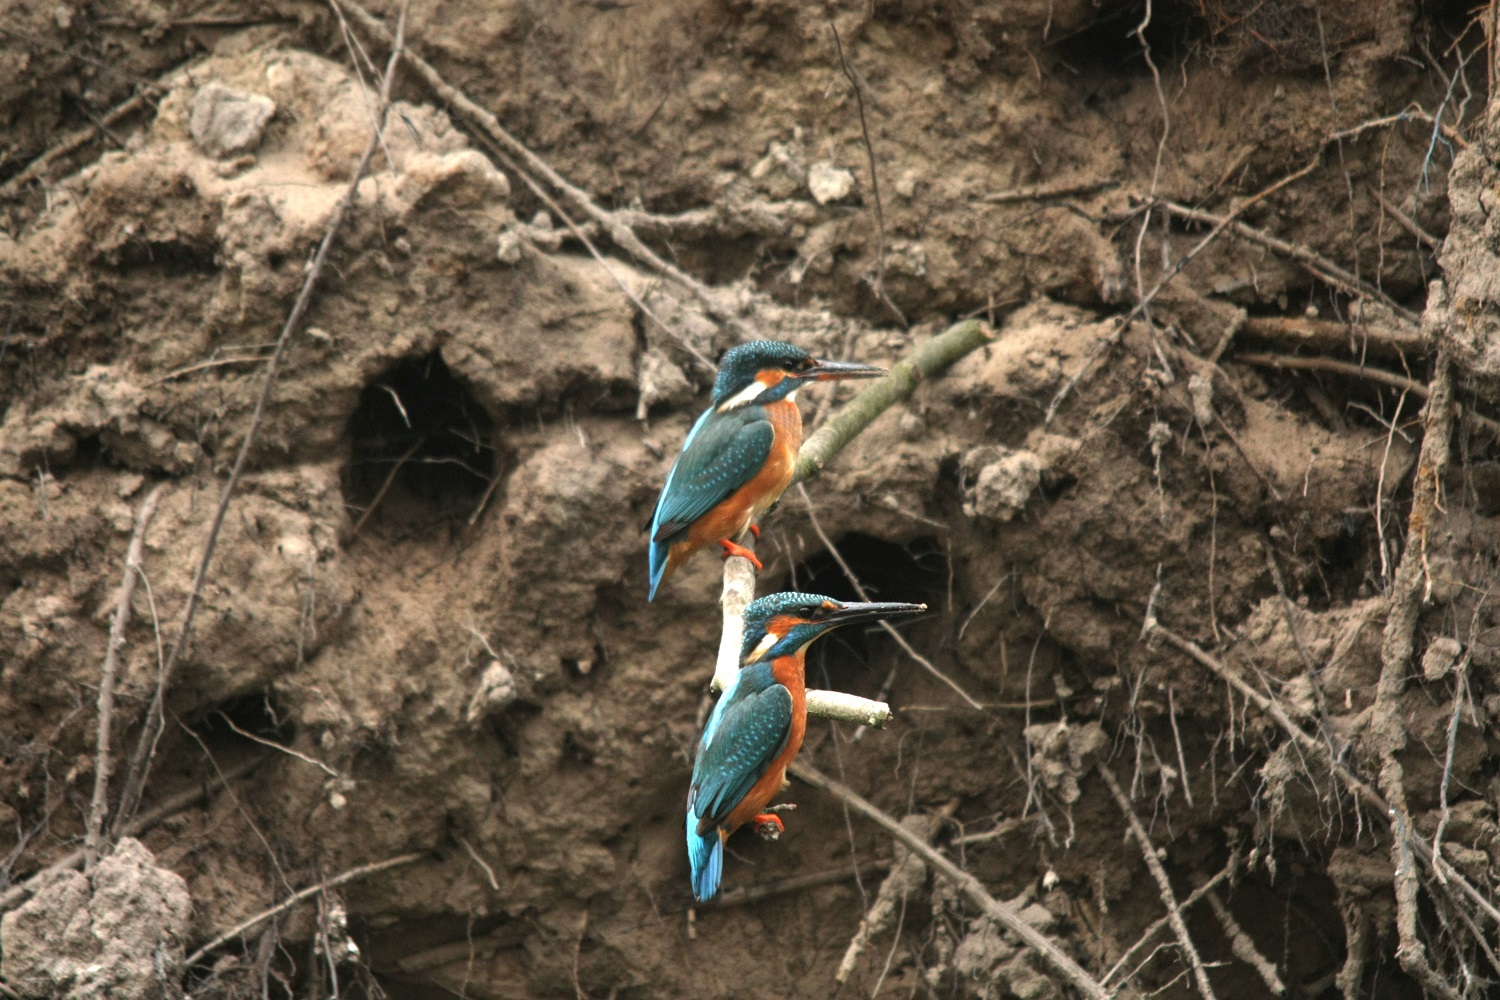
(766, 615, 797, 637)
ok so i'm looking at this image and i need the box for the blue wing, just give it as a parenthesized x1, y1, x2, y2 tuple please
(686, 664, 791, 901)
(688, 664, 792, 832)
(651, 407, 774, 543)
(648, 406, 773, 600)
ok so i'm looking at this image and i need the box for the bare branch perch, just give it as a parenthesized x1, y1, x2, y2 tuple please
(792, 762, 1110, 1000)
(796, 319, 993, 481)
(715, 320, 993, 720)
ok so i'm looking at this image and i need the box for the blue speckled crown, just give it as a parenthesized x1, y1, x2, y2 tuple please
(739, 592, 831, 662)
(712, 341, 812, 406)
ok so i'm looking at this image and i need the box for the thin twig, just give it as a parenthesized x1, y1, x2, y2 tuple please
(146, 355, 274, 386)
(348, 436, 423, 540)
(0, 60, 197, 200)
(977, 179, 1118, 203)
(1102, 852, 1240, 987)
(700, 859, 890, 909)
(799, 484, 982, 709)
(110, 0, 412, 836)
(457, 834, 500, 891)
(1098, 764, 1220, 1000)
(828, 19, 897, 323)
(1233, 352, 1500, 438)
(1371, 187, 1442, 250)
(214, 713, 339, 778)
(1158, 200, 1419, 324)
(184, 852, 424, 967)
(85, 483, 166, 871)
(792, 762, 1109, 1000)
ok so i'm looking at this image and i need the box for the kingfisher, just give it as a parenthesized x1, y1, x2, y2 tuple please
(647, 341, 885, 602)
(686, 591, 927, 901)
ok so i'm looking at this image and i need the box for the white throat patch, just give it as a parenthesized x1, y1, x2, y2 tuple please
(746, 631, 779, 663)
(717, 379, 769, 412)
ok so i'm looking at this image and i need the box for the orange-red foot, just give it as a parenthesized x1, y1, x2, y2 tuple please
(749, 524, 762, 539)
(751, 814, 785, 840)
(718, 539, 764, 571)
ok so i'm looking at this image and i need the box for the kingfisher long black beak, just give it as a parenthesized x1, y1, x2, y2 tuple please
(824, 600, 928, 628)
(799, 359, 888, 382)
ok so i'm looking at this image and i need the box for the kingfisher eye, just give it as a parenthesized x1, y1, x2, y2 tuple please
(799, 603, 822, 618)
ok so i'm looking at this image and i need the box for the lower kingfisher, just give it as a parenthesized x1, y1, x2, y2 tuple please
(647, 341, 885, 601)
(686, 591, 927, 901)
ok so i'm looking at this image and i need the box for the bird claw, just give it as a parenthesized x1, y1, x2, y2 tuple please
(749, 524, 761, 539)
(751, 814, 785, 841)
(718, 539, 764, 572)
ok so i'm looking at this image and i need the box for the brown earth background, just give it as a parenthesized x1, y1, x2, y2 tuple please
(3, 1, 1500, 998)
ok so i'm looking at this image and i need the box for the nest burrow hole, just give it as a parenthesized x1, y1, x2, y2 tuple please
(341, 351, 497, 536)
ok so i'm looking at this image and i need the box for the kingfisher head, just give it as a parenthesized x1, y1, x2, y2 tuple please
(740, 591, 927, 665)
(711, 340, 886, 412)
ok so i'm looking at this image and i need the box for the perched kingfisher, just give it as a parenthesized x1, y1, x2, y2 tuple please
(647, 341, 885, 602)
(686, 591, 927, 901)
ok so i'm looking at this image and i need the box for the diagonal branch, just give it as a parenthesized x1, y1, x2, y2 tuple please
(1098, 764, 1220, 1000)
(339, 0, 751, 350)
(110, 0, 412, 835)
(184, 852, 423, 968)
(792, 762, 1109, 1000)
(796, 319, 993, 481)
(799, 483, 982, 708)
(85, 483, 166, 870)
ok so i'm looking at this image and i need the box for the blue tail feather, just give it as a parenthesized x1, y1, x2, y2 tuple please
(648, 539, 669, 602)
(687, 821, 723, 902)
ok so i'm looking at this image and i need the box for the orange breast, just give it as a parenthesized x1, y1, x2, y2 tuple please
(722, 652, 808, 836)
(683, 399, 802, 551)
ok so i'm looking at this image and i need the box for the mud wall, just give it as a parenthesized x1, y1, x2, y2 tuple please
(1, 1, 1497, 998)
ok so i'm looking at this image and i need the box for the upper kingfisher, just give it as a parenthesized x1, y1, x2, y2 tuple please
(686, 591, 927, 901)
(647, 341, 885, 601)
